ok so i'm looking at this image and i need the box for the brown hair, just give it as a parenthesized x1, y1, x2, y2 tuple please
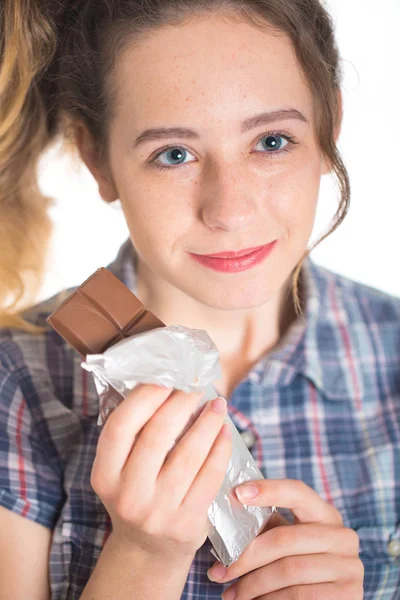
(0, 0, 350, 334)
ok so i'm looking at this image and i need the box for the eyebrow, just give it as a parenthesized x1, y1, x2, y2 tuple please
(133, 108, 308, 148)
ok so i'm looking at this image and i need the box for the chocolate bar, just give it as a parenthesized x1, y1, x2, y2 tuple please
(46, 267, 165, 358)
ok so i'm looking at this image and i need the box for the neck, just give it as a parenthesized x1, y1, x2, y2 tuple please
(135, 259, 298, 385)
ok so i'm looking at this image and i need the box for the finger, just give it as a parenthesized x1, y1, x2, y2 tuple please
(234, 479, 342, 525)
(180, 422, 232, 513)
(157, 397, 228, 506)
(249, 582, 363, 600)
(208, 524, 360, 583)
(92, 384, 174, 488)
(221, 554, 362, 600)
(120, 388, 206, 493)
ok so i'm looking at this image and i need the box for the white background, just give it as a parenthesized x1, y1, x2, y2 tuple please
(36, 0, 400, 303)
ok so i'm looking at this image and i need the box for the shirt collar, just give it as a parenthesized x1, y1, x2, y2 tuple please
(255, 257, 361, 402)
(109, 239, 358, 402)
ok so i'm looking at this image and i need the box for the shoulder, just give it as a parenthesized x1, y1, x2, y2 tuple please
(0, 287, 79, 414)
(303, 260, 400, 403)
(306, 259, 400, 368)
(309, 260, 400, 325)
(0, 292, 84, 528)
(0, 239, 134, 420)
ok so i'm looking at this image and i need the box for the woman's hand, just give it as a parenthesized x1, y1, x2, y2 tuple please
(207, 479, 364, 600)
(90, 384, 232, 562)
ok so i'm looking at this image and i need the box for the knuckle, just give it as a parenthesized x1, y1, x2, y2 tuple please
(101, 415, 128, 444)
(171, 524, 194, 545)
(354, 582, 365, 600)
(280, 555, 300, 580)
(354, 558, 365, 581)
(342, 557, 364, 583)
(296, 479, 310, 495)
(339, 582, 363, 600)
(333, 510, 344, 526)
(113, 497, 133, 521)
(270, 524, 293, 548)
(90, 471, 101, 494)
(286, 587, 305, 600)
(221, 433, 233, 454)
(287, 479, 309, 502)
(218, 424, 232, 447)
(212, 436, 228, 459)
(144, 516, 165, 538)
(348, 529, 361, 553)
(90, 469, 109, 499)
(156, 518, 194, 547)
(114, 496, 146, 523)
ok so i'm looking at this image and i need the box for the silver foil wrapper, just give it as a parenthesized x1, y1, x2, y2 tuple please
(81, 325, 274, 566)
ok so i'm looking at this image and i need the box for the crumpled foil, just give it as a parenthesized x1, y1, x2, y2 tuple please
(81, 325, 274, 566)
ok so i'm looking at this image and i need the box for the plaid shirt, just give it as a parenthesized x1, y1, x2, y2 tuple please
(1, 238, 399, 600)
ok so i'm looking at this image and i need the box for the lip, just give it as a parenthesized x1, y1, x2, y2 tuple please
(196, 244, 269, 259)
(189, 240, 277, 273)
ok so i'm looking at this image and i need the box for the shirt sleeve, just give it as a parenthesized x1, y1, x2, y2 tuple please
(0, 363, 65, 529)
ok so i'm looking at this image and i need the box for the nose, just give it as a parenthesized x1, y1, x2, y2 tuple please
(199, 161, 258, 232)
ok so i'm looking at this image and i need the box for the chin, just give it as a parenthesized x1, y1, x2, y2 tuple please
(191, 284, 277, 312)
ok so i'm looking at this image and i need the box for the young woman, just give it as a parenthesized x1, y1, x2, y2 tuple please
(0, 1, 399, 598)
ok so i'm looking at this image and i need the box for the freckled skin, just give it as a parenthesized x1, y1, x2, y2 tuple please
(76, 12, 338, 374)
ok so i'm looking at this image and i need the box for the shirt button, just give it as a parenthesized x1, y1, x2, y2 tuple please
(388, 539, 400, 559)
(240, 431, 257, 449)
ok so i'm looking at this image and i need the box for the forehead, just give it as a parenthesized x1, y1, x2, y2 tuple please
(111, 13, 314, 129)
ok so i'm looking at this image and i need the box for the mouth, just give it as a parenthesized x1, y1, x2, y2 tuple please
(193, 243, 271, 259)
(189, 241, 278, 274)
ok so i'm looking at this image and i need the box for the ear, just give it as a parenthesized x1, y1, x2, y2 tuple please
(74, 121, 119, 203)
(321, 88, 343, 175)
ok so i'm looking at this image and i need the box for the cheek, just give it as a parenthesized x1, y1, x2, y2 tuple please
(121, 190, 189, 255)
(270, 157, 321, 232)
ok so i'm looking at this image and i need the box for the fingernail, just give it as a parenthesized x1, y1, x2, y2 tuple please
(211, 397, 227, 414)
(207, 562, 226, 582)
(236, 484, 258, 501)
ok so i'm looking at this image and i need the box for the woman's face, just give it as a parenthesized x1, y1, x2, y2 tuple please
(94, 13, 331, 311)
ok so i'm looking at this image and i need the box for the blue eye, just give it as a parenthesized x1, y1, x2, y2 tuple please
(256, 134, 289, 153)
(156, 147, 192, 168)
(150, 131, 297, 171)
